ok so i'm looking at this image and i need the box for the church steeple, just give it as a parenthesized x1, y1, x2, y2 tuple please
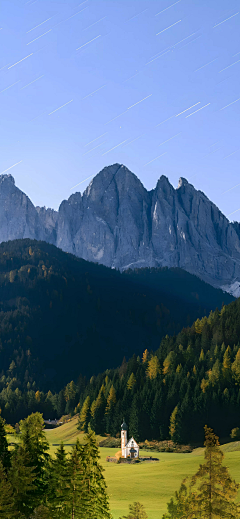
(121, 419, 128, 457)
(121, 419, 128, 431)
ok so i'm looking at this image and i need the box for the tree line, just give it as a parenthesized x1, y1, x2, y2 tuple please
(0, 412, 112, 518)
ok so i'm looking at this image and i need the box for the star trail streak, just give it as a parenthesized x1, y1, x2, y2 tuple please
(27, 30, 52, 45)
(82, 85, 106, 99)
(26, 17, 53, 33)
(76, 35, 101, 50)
(83, 17, 106, 30)
(102, 140, 128, 155)
(0, 161, 22, 175)
(158, 133, 181, 146)
(20, 75, 44, 89)
(220, 97, 240, 110)
(8, 53, 33, 69)
(219, 59, 240, 73)
(143, 152, 167, 167)
(84, 133, 108, 147)
(194, 58, 218, 72)
(48, 100, 73, 115)
(71, 174, 94, 190)
(0, 81, 21, 94)
(155, 1, 181, 16)
(186, 103, 210, 118)
(175, 102, 200, 116)
(213, 12, 239, 28)
(156, 20, 181, 36)
(127, 94, 152, 110)
(82, 141, 107, 155)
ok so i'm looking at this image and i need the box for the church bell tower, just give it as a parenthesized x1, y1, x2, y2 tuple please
(121, 419, 128, 458)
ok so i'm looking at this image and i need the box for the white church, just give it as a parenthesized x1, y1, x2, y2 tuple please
(121, 419, 139, 459)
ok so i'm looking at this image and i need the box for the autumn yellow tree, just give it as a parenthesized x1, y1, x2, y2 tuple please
(127, 373, 136, 390)
(146, 356, 160, 379)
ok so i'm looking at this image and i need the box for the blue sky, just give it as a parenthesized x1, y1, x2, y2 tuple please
(1, 0, 240, 221)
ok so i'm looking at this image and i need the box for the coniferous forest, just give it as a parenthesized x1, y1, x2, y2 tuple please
(0, 240, 240, 443)
(0, 239, 234, 431)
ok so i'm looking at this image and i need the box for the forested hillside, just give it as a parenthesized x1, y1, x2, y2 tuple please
(0, 239, 232, 407)
(72, 298, 240, 443)
(8, 295, 240, 444)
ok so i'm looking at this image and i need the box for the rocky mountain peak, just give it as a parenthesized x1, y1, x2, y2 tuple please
(0, 165, 240, 295)
(177, 177, 189, 189)
(0, 174, 16, 187)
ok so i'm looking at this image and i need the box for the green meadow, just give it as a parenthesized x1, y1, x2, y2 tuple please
(43, 417, 240, 519)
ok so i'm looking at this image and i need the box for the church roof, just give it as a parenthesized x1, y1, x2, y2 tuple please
(125, 436, 139, 448)
(121, 420, 128, 431)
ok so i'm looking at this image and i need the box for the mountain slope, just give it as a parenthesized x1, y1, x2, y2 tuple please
(51, 294, 240, 444)
(1, 165, 240, 295)
(0, 239, 234, 392)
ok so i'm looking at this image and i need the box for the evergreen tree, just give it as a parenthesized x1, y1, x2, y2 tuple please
(9, 445, 36, 518)
(129, 394, 140, 442)
(82, 427, 112, 519)
(19, 413, 50, 502)
(169, 406, 182, 443)
(127, 373, 136, 391)
(0, 416, 11, 470)
(48, 443, 70, 519)
(68, 439, 86, 519)
(77, 396, 90, 432)
(120, 502, 148, 519)
(192, 425, 240, 518)
(0, 461, 16, 518)
(163, 426, 240, 518)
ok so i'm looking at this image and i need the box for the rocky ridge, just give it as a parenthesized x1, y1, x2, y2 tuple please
(1, 164, 240, 296)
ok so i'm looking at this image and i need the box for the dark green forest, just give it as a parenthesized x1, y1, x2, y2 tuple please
(5, 297, 240, 444)
(0, 238, 233, 422)
(0, 239, 239, 442)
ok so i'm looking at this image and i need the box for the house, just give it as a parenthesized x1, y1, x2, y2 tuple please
(121, 420, 139, 458)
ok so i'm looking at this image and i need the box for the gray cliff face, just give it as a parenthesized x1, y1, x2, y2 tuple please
(1, 165, 240, 295)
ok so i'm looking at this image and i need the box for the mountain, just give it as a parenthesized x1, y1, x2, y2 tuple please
(0, 240, 234, 398)
(1, 165, 240, 296)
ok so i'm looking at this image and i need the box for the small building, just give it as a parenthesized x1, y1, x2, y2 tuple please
(121, 420, 139, 459)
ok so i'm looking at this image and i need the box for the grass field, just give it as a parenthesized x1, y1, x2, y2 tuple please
(44, 418, 240, 519)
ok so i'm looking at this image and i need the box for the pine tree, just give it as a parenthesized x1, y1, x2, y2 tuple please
(77, 396, 90, 432)
(127, 373, 136, 390)
(232, 349, 240, 384)
(105, 385, 117, 435)
(146, 356, 160, 379)
(129, 394, 140, 442)
(19, 413, 50, 501)
(191, 425, 240, 518)
(120, 501, 148, 519)
(142, 350, 149, 363)
(48, 443, 70, 519)
(68, 439, 86, 519)
(0, 461, 16, 518)
(8, 445, 36, 518)
(82, 427, 112, 519)
(90, 386, 106, 434)
(106, 385, 116, 412)
(0, 416, 11, 470)
(169, 406, 182, 443)
(163, 426, 240, 518)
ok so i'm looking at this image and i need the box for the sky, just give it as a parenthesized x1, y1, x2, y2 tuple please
(1, 0, 240, 221)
